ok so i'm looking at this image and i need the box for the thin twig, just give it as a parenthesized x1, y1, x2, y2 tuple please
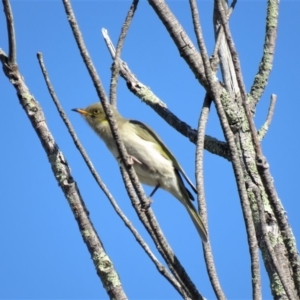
(249, 0, 279, 110)
(189, 2, 226, 298)
(102, 28, 230, 161)
(196, 94, 227, 300)
(189, 0, 204, 54)
(61, 1, 203, 298)
(258, 94, 276, 141)
(109, 0, 138, 106)
(36, 52, 183, 293)
(2, 0, 16, 63)
(102, 28, 167, 109)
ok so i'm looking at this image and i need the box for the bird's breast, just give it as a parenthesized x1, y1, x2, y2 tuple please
(122, 131, 176, 187)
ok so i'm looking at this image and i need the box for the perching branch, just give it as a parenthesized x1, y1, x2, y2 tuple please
(61, 0, 204, 298)
(37, 52, 183, 294)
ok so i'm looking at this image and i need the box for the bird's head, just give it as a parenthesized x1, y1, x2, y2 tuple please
(72, 102, 107, 127)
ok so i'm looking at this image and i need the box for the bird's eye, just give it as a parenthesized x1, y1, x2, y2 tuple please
(93, 109, 100, 114)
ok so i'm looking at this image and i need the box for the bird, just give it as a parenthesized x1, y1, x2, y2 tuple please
(72, 102, 208, 243)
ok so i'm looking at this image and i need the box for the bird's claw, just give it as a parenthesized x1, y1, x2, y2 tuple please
(117, 155, 142, 166)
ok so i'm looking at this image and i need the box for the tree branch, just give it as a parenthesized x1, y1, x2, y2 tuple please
(109, 0, 138, 106)
(148, 0, 208, 89)
(36, 51, 184, 294)
(2, 0, 16, 63)
(249, 0, 279, 110)
(0, 49, 128, 300)
(189, 3, 226, 298)
(253, 185, 297, 300)
(196, 94, 227, 300)
(102, 28, 230, 161)
(216, 1, 300, 297)
(258, 94, 276, 141)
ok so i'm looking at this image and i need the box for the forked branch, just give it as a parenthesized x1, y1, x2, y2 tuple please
(102, 28, 230, 161)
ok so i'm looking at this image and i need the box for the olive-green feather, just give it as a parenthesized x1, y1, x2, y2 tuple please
(129, 120, 198, 196)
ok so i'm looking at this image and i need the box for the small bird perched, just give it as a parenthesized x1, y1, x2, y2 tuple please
(72, 102, 208, 243)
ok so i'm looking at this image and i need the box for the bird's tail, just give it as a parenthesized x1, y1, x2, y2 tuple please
(173, 169, 208, 242)
(184, 200, 208, 243)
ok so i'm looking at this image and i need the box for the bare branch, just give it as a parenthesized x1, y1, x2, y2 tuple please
(102, 28, 230, 160)
(0, 49, 127, 300)
(148, 0, 208, 89)
(256, 155, 300, 297)
(258, 94, 277, 141)
(109, 0, 139, 106)
(216, 0, 247, 102)
(210, 1, 236, 72)
(213, 1, 239, 98)
(215, 93, 262, 300)
(249, 0, 279, 110)
(2, 0, 16, 63)
(216, 1, 300, 296)
(188, 5, 226, 295)
(61, 0, 109, 104)
(189, 0, 204, 54)
(62, 1, 204, 298)
(195, 94, 227, 300)
(102, 28, 167, 108)
(253, 186, 297, 300)
(214, 93, 262, 300)
(37, 53, 129, 299)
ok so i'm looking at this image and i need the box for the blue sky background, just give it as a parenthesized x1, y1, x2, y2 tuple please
(1, 1, 299, 299)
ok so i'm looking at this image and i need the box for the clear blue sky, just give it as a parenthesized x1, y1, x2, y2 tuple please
(1, 1, 299, 299)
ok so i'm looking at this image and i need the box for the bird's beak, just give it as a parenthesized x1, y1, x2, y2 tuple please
(72, 108, 88, 115)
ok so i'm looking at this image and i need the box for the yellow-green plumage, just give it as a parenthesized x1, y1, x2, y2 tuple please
(73, 102, 208, 243)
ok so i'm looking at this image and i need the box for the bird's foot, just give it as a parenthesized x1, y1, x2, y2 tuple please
(128, 155, 142, 165)
(117, 155, 142, 166)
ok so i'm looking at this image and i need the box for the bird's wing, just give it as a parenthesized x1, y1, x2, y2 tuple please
(129, 120, 197, 195)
